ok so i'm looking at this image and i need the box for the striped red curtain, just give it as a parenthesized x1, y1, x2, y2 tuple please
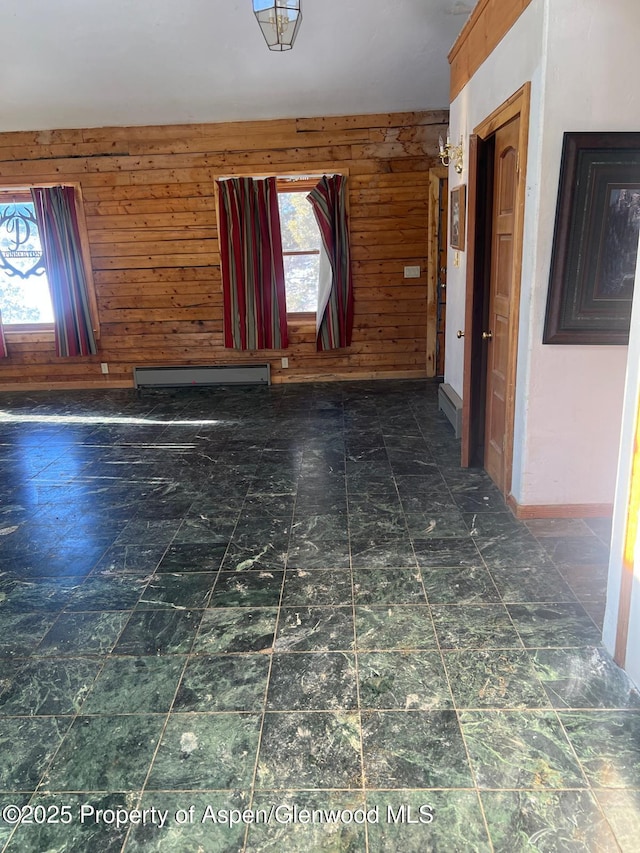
(31, 186, 97, 357)
(308, 175, 353, 351)
(217, 177, 288, 350)
(0, 310, 7, 358)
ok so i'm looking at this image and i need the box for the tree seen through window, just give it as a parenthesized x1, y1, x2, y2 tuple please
(278, 189, 321, 313)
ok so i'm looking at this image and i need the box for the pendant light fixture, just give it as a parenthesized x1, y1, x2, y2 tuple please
(253, 1, 302, 51)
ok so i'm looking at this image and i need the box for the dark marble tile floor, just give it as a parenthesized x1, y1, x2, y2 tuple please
(0, 379, 637, 851)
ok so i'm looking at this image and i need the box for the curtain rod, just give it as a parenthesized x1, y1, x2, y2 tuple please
(216, 174, 327, 182)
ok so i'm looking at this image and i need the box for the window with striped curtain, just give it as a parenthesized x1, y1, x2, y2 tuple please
(0, 184, 99, 359)
(217, 173, 353, 353)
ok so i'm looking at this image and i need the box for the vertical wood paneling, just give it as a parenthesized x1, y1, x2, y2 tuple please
(0, 110, 448, 389)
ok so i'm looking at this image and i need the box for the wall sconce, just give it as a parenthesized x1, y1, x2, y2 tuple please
(253, 1, 302, 51)
(439, 131, 464, 174)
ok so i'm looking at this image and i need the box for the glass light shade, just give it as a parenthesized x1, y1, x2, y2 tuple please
(253, 1, 302, 51)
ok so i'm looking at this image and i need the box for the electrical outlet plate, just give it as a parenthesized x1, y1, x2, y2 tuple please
(403, 265, 421, 279)
(281, 357, 289, 368)
(100, 363, 109, 374)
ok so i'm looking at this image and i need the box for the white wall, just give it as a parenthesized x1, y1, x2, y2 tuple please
(446, 0, 637, 508)
(445, 0, 545, 400)
(603, 233, 640, 689)
(522, 0, 636, 506)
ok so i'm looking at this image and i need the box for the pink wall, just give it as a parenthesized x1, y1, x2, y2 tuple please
(520, 0, 638, 507)
(447, 0, 637, 510)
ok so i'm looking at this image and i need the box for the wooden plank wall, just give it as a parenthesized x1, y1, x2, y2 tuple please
(0, 110, 448, 389)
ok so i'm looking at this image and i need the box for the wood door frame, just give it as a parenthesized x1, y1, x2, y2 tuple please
(427, 166, 448, 377)
(461, 83, 531, 499)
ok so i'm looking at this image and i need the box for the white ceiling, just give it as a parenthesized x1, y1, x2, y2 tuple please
(2, 0, 473, 133)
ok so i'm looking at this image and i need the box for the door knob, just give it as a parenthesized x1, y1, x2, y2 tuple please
(457, 330, 464, 338)
(482, 331, 493, 340)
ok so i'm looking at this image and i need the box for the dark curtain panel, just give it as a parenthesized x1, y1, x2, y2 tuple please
(307, 174, 354, 351)
(217, 177, 288, 350)
(0, 310, 7, 358)
(31, 186, 97, 357)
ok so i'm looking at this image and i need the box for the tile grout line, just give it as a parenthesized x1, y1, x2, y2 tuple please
(345, 417, 371, 853)
(239, 424, 296, 853)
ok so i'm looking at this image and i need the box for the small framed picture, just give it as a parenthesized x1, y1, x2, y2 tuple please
(450, 185, 466, 250)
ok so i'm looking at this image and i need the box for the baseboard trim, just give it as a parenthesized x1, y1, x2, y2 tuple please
(0, 380, 133, 392)
(273, 370, 428, 384)
(507, 494, 613, 519)
(438, 382, 463, 438)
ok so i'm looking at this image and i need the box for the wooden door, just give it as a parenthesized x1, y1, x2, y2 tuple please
(461, 85, 529, 497)
(484, 116, 520, 491)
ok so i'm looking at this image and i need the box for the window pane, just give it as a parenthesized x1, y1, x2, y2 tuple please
(278, 189, 321, 313)
(0, 201, 53, 323)
(278, 191, 321, 253)
(284, 254, 319, 312)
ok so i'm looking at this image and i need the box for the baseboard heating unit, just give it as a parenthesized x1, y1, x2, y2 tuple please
(133, 364, 271, 388)
(438, 382, 463, 438)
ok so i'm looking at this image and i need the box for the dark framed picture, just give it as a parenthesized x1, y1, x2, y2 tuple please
(450, 185, 466, 250)
(544, 131, 640, 344)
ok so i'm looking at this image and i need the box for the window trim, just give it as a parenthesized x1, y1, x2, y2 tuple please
(0, 181, 100, 341)
(287, 312, 316, 330)
(3, 324, 55, 344)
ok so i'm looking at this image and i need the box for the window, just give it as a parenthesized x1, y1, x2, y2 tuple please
(0, 192, 54, 326)
(277, 178, 322, 314)
(216, 172, 352, 349)
(0, 184, 100, 357)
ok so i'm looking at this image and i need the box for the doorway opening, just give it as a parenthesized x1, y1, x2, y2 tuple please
(427, 166, 448, 377)
(461, 84, 531, 499)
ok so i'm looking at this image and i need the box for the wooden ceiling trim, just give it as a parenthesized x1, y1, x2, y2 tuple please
(448, 0, 535, 101)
